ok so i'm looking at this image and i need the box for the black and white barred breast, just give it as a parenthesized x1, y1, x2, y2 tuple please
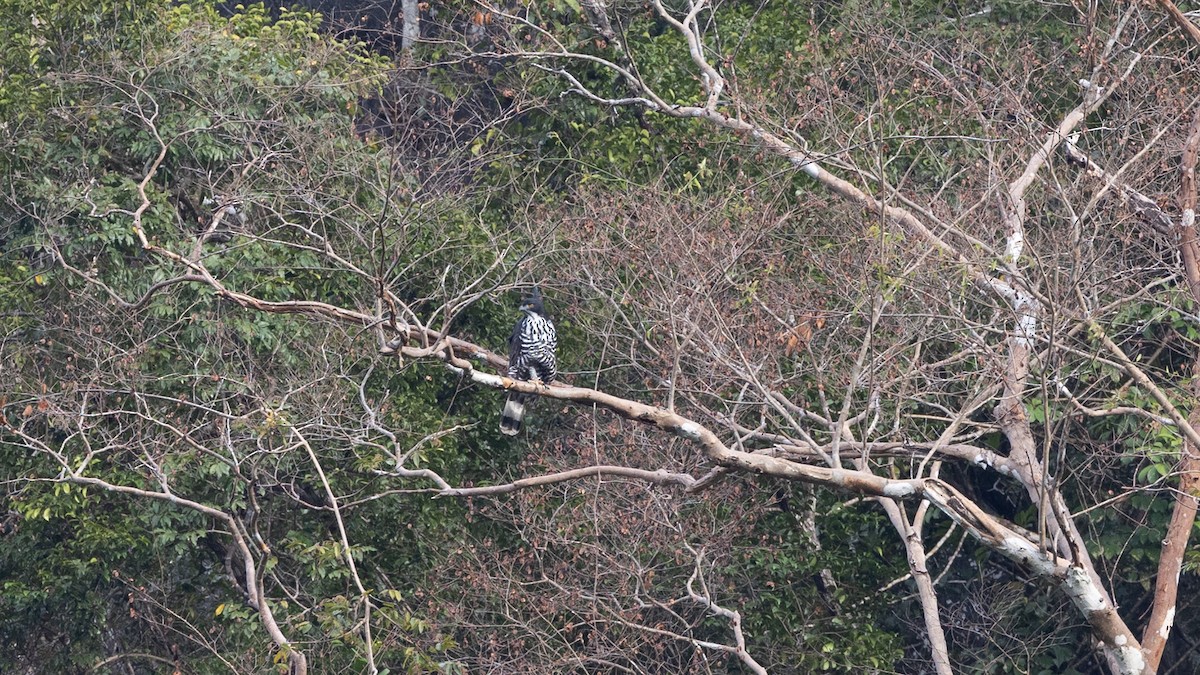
(508, 313, 558, 383)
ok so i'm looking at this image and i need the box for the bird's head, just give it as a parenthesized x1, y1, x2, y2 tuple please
(519, 287, 545, 315)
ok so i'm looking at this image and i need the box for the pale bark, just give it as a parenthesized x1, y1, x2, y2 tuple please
(401, 0, 419, 54)
(879, 499, 952, 675)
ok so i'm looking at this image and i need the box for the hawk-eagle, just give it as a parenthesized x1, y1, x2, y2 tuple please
(500, 288, 557, 435)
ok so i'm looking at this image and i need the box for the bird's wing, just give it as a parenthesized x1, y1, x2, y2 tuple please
(507, 315, 526, 372)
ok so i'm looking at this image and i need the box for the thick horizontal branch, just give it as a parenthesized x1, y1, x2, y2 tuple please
(773, 440, 1023, 476)
(435, 465, 698, 496)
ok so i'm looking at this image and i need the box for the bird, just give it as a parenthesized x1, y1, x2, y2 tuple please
(500, 287, 558, 436)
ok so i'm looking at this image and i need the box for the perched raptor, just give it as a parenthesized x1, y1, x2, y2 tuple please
(500, 288, 558, 436)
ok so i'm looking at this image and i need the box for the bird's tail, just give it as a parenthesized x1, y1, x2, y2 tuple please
(500, 394, 527, 436)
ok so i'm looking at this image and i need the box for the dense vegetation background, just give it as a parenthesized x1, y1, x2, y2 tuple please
(3, 1, 1200, 673)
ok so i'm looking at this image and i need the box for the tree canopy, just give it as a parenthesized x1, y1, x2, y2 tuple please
(4, 1, 1200, 674)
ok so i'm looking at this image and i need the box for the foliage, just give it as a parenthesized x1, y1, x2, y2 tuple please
(0, 2, 512, 672)
(5, 0, 1200, 674)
